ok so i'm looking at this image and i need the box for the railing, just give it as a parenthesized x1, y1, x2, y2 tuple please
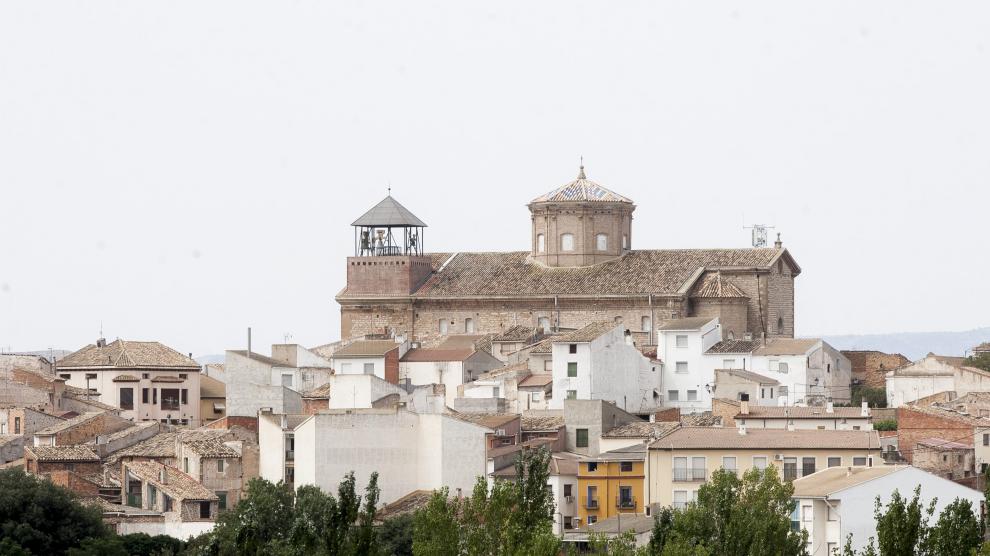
(585, 499, 599, 510)
(723, 468, 738, 477)
(285, 450, 295, 462)
(802, 466, 816, 477)
(616, 496, 637, 509)
(783, 468, 798, 481)
(672, 468, 707, 482)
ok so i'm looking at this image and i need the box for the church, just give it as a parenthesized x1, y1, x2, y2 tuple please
(336, 166, 800, 347)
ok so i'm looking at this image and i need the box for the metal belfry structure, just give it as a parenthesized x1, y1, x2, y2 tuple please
(351, 195, 427, 256)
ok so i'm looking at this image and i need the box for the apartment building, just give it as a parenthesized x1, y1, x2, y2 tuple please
(577, 444, 646, 526)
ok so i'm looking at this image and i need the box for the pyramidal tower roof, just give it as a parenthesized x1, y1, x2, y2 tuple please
(352, 195, 427, 227)
(530, 165, 633, 204)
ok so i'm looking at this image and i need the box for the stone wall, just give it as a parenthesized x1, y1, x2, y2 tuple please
(56, 412, 131, 446)
(45, 469, 101, 497)
(711, 398, 741, 427)
(0, 355, 52, 378)
(345, 256, 433, 296)
(897, 407, 974, 464)
(529, 202, 633, 268)
(842, 351, 911, 389)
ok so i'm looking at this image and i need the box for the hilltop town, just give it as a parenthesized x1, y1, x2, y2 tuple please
(3, 168, 990, 554)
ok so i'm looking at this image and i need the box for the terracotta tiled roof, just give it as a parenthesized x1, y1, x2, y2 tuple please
(552, 322, 618, 344)
(602, 421, 679, 440)
(681, 413, 722, 427)
(792, 466, 904, 497)
(35, 412, 106, 436)
(715, 369, 779, 385)
(917, 437, 971, 450)
(333, 340, 399, 358)
(491, 325, 539, 343)
(487, 437, 555, 458)
(227, 350, 286, 367)
(649, 427, 881, 450)
(183, 437, 240, 458)
(527, 337, 555, 355)
(301, 383, 331, 398)
(58, 340, 199, 369)
(342, 248, 792, 299)
(401, 348, 475, 362)
(706, 340, 762, 354)
(448, 412, 519, 430)
(111, 374, 140, 382)
(753, 338, 822, 356)
(520, 414, 564, 431)
(974, 342, 990, 352)
(736, 406, 867, 419)
(657, 317, 717, 331)
(690, 272, 749, 299)
(530, 167, 632, 204)
(477, 362, 531, 381)
(374, 490, 434, 522)
(518, 374, 553, 388)
(124, 461, 217, 501)
(28, 445, 99, 462)
(150, 375, 185, 383)
(900, 404, 990, 427)
(114, 430, 226, 460)
(584, 443, 647, 462)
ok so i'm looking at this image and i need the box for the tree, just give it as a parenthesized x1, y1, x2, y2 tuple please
(646, 506, 674, 555)
(379, 514, 414, 556)
(919, 498, 981, 556)
(0, 468, 111, 555)
(872, 486, 935, 556)
(412, 447, 560, 555)
(644, 467, 806, 556)
(965, 353, 990, 373)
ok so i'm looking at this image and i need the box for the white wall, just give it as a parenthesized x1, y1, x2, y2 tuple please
(332, 356, 387, 380)
(401, 361, 465, 405)
(549, 472, 578, 535)
(658, 319, 720, 412)
(117, 521, 215, 540)
(258, 412, 288, 484)
(327, 374, 404, 409)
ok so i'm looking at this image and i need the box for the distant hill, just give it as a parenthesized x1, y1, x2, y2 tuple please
(194, 354, 225, 365)
(823, 327, 990, 361)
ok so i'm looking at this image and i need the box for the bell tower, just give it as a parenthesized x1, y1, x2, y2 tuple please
(528, 164, 635, 267)
(346, 195, 432, 296)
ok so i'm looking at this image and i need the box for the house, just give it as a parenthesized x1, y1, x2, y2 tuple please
(646, 428, 882, 508)
(257, 413, 310, 489)
(176, 436, 243, 511)
(399, 345, 502, 405)
(561, 399, 641, 456)
(517, 373, 553, 411)
(563, 513, 654, 549)
(657, 317, 722, 412)
(121, 461, 218, 538)
(490, 449, 581, 535)
(330, 339, 406, 384)
(912, 438, 975, 481)
(455, 362, 531, 414)
(576, 444, 647, 526)
(713, 369, 780, 406)
(520, 413, 566, 451)
(548, 322, 661, 414)
(885, 354, 990, 408)
(224, 345, 334, 417)
(749, 339, 852, 406)
(896, 403, 990, 464)
(24, 445, 101, 480)
(972, 342, 990, 357)
(32, 411, 131, 447)
(260, 406, 492, 505)
(56, 339, 203, 425)
(0, 407, 63, 437)
(199, 374, 226, 424)
(489, 325, 542, 363)
(733, 399, 873, 431)
(599, 420, 680, 453)
(792, 465, 983, 555)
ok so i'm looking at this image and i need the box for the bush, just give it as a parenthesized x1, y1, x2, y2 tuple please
(873, 419, 897, 431)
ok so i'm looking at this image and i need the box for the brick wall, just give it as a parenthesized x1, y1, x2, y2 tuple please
(654, 407, 681, 423)
(45, 469, 101, 497)
(711, 399, 740, 427)
(345, 256, 433, 296)
(202, 415, 258, 433)
(529, 203, 633, 268)
(384, 348, 399, 384)
(897, 407, 974, 464)
(55, 413, 131, 446)
(302, 398, 329, 414)
(691, 299, 748, 341)
(841, 351, 911, 389)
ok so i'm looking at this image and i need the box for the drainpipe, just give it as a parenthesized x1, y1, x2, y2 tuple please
(649, 294, 655, 346)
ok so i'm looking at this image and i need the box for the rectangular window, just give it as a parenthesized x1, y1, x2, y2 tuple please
(641, 316, 652, 333)
(59, 373, 71, 380)
(566, 390, 577, 400)
(723, 359, 736, 369)
(722, 456, 737, 474)
(778, 385, 788, 397)
(439, 319, 449, 335)
(753, 456, 768, 470)
(783, 457, 798, 481)
(543, 359, 552, 372)
(675, 362, 688, 374)
(802, 457, 816, 477)
(142, 388, 149, 404)
(85, 373, 97, 380)
(217, 492, 227, 511)
(673, 457, 688, 481)
(200, 501, 211, 519)
(281, 374, 293, 388)
(576, 429, 589, 448)
(620, 461, 633, 472)
(587, 462, 598, 472)
(667, 390, 679, 402)
(180, 388, 188, 405)
(802, 505, 812, 522)
(564, 484, 572, 497)
(587, 515, 597, 524)
(340, 363, 352, 373)
(163, 495, 173, 513)
(363, 362, 375, 374)
(673, 490, 688, 510)
(586, 485, 598, 509)
(692, 457, 706, 480)
(183, 457, 190, 473)
(531, 392, 542, 402)
(153, 388, 158, 404)
(984, 434, 989, 447)
(218, 459, 225, 472)
(564, 516, 573, 529)
(853, 457, 868, 466)
(569, 344, 577, 354)
(675, 335, 688, 348)
(538, 316, 551, 333)
(161, 389, 180, 411)
(687, 390, 698, 401)
(142, 373, 150, 379)
(618, 486, 634, 508)
(790, 506, 800, 532)
(120, 388, 134, 410)
(567, 362, 578, 377)
(827, 457, 842, 468)
(779, 362, 789, 373)
(14, 417, 21, 435)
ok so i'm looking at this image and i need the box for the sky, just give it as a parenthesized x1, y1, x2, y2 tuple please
(1, 1, 988, 357)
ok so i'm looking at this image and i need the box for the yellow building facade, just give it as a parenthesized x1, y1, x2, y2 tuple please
(576, 445, 646, 525)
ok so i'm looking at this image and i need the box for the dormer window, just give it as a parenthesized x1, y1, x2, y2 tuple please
(595, 233, 607, 251)
(561, 233, 574, 252)
(537, 234, 546, 253)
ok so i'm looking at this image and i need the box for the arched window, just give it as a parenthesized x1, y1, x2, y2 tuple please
(727, 331, 735, 340)
(596, 233, 608, 251)
(561, 233, 574, 252)
(465, 318, 475, 333)
(641, 316, 652, 333)
(537, 234, 546, 253)
(777, 317, 784, 333)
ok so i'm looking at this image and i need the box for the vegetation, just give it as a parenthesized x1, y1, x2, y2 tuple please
(849, 385, 887, 408)
(872, 419, 897, 431)
(965, 353, 990, 373)
(412, 447, 559, 555)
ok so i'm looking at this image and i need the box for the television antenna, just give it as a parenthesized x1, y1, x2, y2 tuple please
(743, 224, 775, 248)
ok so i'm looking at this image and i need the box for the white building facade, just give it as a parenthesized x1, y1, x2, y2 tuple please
(657, 317, 721, 412)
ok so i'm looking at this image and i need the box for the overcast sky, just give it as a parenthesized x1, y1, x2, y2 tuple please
(1, 2, 988, 357)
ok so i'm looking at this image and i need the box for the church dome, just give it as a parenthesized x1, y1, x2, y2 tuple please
(530, 165, 633, 204)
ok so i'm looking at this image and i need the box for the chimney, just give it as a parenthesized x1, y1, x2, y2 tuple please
(826, 401, 834, 414)
(861, 400, 870, 417)
(774, 233, 783, 249)
(740, 393, 750, 415)
(159, 464, 167, 484)
(96, 338, 107, 348)
(738, 424, 747, 435)
(624, 330, 634, 346)
(787, 421, 796, 432)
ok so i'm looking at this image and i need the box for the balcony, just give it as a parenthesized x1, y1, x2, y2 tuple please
(672, 468, 707, 482)
(285, 450, 295, 462)
(585, 499, 599, 510)
(616, 496, 636, 509)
